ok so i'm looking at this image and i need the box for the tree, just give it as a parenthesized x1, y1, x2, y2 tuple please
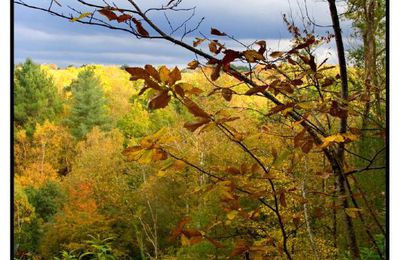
(65, 68, 111, 139)
(14, 58, 62, 135)
(15, 1, 387, 259)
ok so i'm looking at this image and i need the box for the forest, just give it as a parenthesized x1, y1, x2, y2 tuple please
(13, 0, 386, 259)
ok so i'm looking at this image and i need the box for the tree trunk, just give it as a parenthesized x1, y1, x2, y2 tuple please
(327, 0, 361, 259)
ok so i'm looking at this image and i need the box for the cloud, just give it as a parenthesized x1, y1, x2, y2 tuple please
(14, 0, 349, 66)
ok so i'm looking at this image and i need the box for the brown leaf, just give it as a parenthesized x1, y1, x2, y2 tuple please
(206, 237, 225, 248)
(211, 63, 222, 81)
(222, 49, 240, 65)
(209, 41, 218, 54)
(145, 64, 161, 82)
(183, 118, 211, 132)
(230, 240, 249, 257)
(152, 148, 168, 161)
(187, 60, 199, 70)
(144, 78, 162, 91)
(126, 67, 149, 80)
(301, 139, 313, 154)
(174, 84, 185, 97)
(245, 85, 268, 96)
(132, 18, 149, 37)
(116, 13, 132, 23)
(279, 192, 287, 207)
(168, 66, 182, 86)
(226, 167, 241, 175)
(98, 8, 118, 21)
(243, 50, 265, 62)
(170, 217, 191, 240)
(211, 28, 226, 36)
(183, 98, 209, 118)
(148, 90, 171, 110)
(290, 79, 303, 86)
(256, 40, 266, 54)
(270, 51, 285, 58)
(221, 88, 233, 101)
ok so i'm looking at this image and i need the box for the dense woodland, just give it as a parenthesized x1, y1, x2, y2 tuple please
(14, 0, 386, 259)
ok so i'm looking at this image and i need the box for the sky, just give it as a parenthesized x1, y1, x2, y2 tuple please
(14, 0, 354, 67)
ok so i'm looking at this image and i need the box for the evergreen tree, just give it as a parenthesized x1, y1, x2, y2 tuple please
(14, 59, 62, 135)
(65, 68, 111, 139)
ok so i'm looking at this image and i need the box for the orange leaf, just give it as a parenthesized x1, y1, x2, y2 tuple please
(168, 66, 181, 86)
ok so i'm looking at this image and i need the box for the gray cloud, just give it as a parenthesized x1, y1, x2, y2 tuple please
(14, 0, 351, 66)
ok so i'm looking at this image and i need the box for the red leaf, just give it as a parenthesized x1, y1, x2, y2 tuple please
(132, 18, 149, 37)
(98, 8, 118, 21)
(116, 13, 132, 23)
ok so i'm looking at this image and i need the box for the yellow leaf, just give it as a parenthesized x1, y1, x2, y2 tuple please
(345, 208, 362, 218)
(70, 12, 92, 22)
(227, 210, 238, 220)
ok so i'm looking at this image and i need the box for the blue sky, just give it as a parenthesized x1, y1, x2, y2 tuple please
(14, 0, 353, 67)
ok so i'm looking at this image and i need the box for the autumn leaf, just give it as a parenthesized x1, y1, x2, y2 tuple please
(170, 217, 191, 240)
(245, 85, 268, 96)
(132, 18, 149, 37)
(116, 13, 132, 23)
(270, 51, 285, 58)
(222, 49, 240, 65)
(98, 8, 118, 21)
(184, 118, 211, 132)
(168, 66, 182, 86)
(125, 67, 149, 80)
(148, 90, 171, 110)
(211, 28, 226, 36)
(243, 50, 265, 62)
(70, 12, 91, 22)
(206, 237, 225, 248)
(345, 208, 362, 218)
(211, 64, 222, 81)
(209, 41, 219, 54)
(144, 78, 162, 91)
(231, 240, 249, 257)
(256, 40, 266, 54)
(320, 133, 358, 148)
(279, 192, 287, 207)
(145, 64, 161, 82)
(221, 88, 233, 101)
(159, 65, 170, 83)
(151, 148, 168, 161)
(193, 37, 205, 47)
(227, 210, 238, 220)
(174, 84, 185, 97)
(187, 60, 199, 70)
